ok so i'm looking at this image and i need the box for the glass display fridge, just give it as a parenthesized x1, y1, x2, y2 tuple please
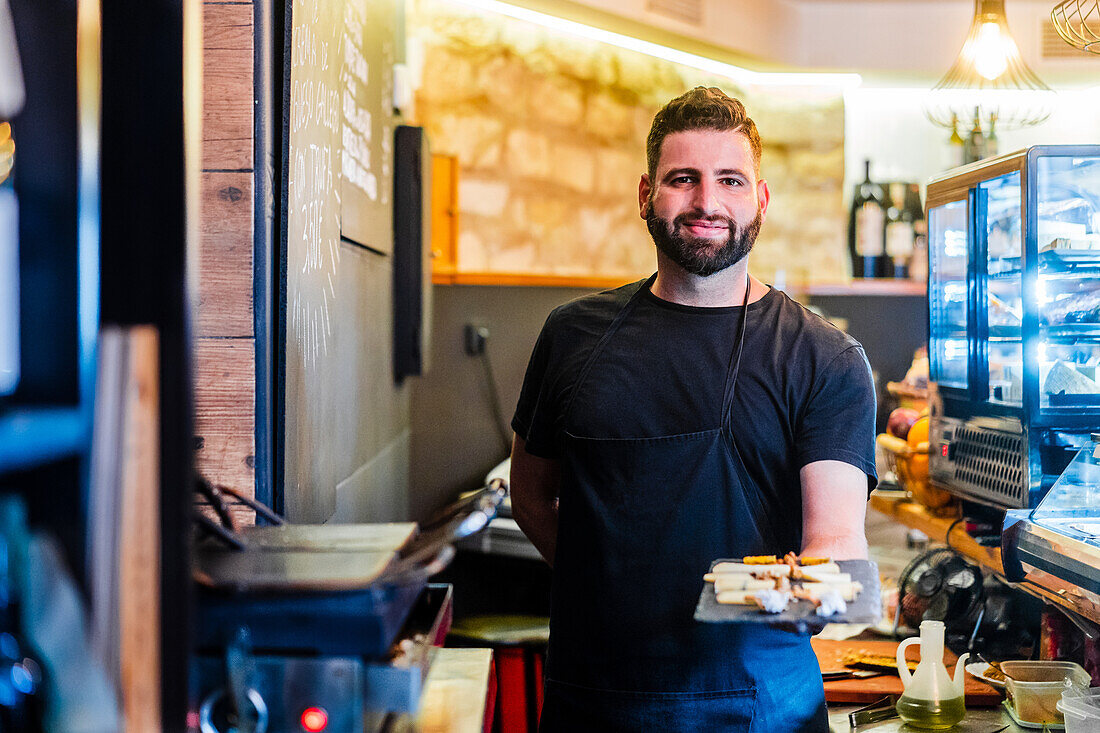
(926, 145, 1100, 509)
(1001, 434, 1100, 615)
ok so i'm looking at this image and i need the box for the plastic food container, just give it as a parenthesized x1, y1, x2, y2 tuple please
(1002, 660, 1092, 727)
(1058, 688, 1100, 733)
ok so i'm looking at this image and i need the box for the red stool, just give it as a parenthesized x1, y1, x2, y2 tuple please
(448, 615, 549, 733)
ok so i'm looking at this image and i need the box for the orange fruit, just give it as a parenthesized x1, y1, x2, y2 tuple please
(907, 416, 930, 450)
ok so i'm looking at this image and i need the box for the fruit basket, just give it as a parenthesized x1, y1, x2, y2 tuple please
(876, 417, 955, 514)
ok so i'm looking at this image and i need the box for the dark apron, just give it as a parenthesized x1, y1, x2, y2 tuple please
(539, 274, 828, 733)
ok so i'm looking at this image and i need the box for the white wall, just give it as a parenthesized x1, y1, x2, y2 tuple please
(568, 0, 1099, 86)
(795, 1, 973, 75)
(552, 0, 804, 64)
(798, 0, 1100, 86)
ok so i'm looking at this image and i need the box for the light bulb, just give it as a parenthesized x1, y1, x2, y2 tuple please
(973, 22, 1010, 80)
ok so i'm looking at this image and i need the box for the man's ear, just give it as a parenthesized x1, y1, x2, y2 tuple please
(756, 178, 771, 221)
(638, 174, 652, 220)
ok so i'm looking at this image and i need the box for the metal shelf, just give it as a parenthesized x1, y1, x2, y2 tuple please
(0, 407, 88, 473)
(869, 492, 1100, 626)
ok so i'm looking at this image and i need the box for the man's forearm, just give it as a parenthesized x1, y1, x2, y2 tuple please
(513, 498, 558, 566)
(801, 532, 868, 561)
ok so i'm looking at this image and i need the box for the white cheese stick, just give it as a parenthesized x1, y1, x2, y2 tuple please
(711, 562, 791, 576)
(798, 581, 863, 602)
(715, 590, 762, 605)
(714, 576, 776, 593)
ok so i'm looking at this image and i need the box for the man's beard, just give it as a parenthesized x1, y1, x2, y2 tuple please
(646, 205, 762, 277)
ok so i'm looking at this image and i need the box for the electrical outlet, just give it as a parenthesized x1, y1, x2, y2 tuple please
(464, 324, 489, 356)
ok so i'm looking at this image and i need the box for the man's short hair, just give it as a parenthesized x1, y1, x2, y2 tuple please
(646, 87, 762, 180)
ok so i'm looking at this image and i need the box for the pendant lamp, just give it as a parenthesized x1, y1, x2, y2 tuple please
(924, 0, 1054, 131)
(1052, 0, 1100, 53)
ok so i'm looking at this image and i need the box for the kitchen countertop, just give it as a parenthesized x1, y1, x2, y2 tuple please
(829, 703, 1027, 732)
(385, 647, 493, 733)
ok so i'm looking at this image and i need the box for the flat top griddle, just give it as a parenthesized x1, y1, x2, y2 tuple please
(193, 523, 419, 592)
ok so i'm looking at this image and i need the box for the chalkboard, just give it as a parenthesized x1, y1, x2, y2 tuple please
(340, 0, 396, 252)
(283, 0, 404, 522)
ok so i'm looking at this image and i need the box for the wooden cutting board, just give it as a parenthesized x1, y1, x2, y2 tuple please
(811, 638, 1003, 706)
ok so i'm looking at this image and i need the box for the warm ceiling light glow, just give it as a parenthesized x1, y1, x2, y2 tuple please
(924, 0, 1052, 130)
(972, 22, 1012, 80)
(449, 0, 862, 89)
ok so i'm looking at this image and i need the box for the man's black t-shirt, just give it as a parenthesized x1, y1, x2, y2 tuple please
(511, 280, 877, 549)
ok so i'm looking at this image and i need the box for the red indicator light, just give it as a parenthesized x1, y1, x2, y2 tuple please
(941, 444, 949, 457)
(300, 707, 328, 732)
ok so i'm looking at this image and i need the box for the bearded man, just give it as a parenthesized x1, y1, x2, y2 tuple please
(509, 87, 877, 732)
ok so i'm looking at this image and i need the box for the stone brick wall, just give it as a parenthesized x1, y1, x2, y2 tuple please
(408, 0, 849, 284)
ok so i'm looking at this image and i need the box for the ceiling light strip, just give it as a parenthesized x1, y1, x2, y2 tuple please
(449, 0, 862, 89)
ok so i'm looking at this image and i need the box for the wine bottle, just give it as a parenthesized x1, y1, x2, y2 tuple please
(906, 184, 929, 283)
(986, 112, 999, 158)
(948, 114, 965, 169)
(885, 183, 915, 279)
(965, 107, 985, 164)
(848, 160, 887, 278)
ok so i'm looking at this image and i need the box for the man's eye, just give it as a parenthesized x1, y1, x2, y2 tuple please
(671, 176, 695, 184)
(721, 178, 743, 186)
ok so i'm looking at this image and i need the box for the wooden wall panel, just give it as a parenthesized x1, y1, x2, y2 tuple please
(198, 171, 253, 337)
(117, 328, 162, 730)
(194, 338, 256, 503)
(197, 2, 257, 524)
(202, 3, 253, 171)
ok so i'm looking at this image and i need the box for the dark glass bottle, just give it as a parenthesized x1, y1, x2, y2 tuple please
(986, 112, 999, 158)
(885, 183, 915, 279)
(964, 107, 985, 164)
(905, 184, 929, 283)
(848, 160, 888, 278)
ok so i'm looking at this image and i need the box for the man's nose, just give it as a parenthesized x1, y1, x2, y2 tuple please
(691, 178, 720, 214)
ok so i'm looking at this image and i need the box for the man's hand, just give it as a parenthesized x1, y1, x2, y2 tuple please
(510, 434, 561, 566)
(800, 460, 869, 560)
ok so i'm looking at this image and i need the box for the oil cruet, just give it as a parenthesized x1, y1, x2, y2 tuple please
(895, 620, 969, 729)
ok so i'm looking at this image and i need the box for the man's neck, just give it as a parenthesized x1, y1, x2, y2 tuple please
(651, 255, 767, 307)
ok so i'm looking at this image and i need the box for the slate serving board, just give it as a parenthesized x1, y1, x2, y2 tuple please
(694, 559, 881, 633)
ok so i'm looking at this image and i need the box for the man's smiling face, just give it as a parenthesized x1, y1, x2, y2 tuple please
(639, 128, 770, 277)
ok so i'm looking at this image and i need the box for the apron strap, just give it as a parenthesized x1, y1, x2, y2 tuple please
(720, 273, 752, 428)
(562, 271, 752, 429)
(561, 273, 656, 424)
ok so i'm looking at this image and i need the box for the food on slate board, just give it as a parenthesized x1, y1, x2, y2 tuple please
(705, 554, 863, 615)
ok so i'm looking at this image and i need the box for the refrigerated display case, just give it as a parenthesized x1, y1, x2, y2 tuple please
(1001, 434, 1100, 612)
(926, 146, 1100, 509)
